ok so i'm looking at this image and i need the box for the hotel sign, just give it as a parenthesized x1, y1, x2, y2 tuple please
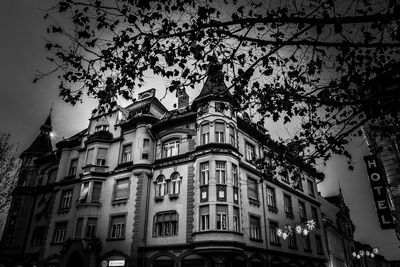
(364, 155, 395, 229)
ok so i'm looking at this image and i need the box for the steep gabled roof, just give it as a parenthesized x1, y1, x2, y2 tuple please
(22, 114, 53, 156)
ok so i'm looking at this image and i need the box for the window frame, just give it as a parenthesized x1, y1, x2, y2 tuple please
(53, 221, 68, 244)
(214, 121, 225, 143)
(308, 180, 315, 197)
(96, 147, 108, 166)
(199, 205, 210, 231)
(200, 162, 209, 185)
(247, 177, 259, 202)
(283, 194, 293, 216)
(153, 211, 179, 237)
(108, 214, 127, 240)
(249, 214, 262, 241)
(113, 178, 130, 201)
(85, 217, 97, 239)
(269, 220, 280, 245)
(266, 186, 277, 208)
(200, 122, 210, 145)
(215, 161, 226, 184)
(68, 158, 78, 176)
(121, 144, 132, 163)
(245, 142, 256, 161)
(170, 173, 181, 195)
(216, 205, 228, 230)
(59, 189, 73, 209)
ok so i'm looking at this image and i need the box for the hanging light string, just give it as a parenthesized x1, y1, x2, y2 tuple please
(275, 219, 317, 240)
(352, 248, 380, 259)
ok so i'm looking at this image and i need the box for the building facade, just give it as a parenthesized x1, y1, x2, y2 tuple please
(0, 64, 329, 267)
(320, 191, 356, 267)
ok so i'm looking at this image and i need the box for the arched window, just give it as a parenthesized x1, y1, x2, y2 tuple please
(153, 211, 178, 237)
(155, 175, 167, 197)
(200, 123, 210, 145)
(170, 173, 181, 195)
(214, 121, 225, 143)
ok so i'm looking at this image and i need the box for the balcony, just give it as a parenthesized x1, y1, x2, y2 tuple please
(82, 164, 108, 175)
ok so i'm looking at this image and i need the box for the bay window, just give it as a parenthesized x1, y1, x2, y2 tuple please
(214, 122, 225, 143)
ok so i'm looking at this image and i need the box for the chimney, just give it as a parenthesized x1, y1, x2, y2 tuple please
(177, 88, 189, 109)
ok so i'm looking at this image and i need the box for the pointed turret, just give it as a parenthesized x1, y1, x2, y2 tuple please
(21, 112, 53, 157)
(192, 56, 234, 108)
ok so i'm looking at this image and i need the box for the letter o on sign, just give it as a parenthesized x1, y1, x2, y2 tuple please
(371, 173, 381, 181)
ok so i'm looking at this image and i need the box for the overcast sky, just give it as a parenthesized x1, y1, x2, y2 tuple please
(0, 0, 399, 260)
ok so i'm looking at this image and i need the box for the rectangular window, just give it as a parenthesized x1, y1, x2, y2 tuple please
(154, 211, 178, 237)
(215, 161, 226, 184)
(200, 206, 210, 231)
(249, 215, 261, 240)
(232, 164, 238, 187)
(114, 178, 129, 200)
(92, 182, 102, 203)
(96, 148, 108, 166)
(214, 122, 225, 143)
(308, 180, 315, 197)
(79, 182, 90, 202)
(315, 234, 323, 254)
(59, 189, 73, 209)
(109, 215, 126, 239)
(69, 159, 78, 176)
(201, 123, 210, 145)
(86, 148, 94, 165)
(288, 233, 297, 248)
(229, 125, 235, 146)
(266, 186, 276, 208)
(269, 221, 280, 245)
(311, 207, 319, 228)
(200, 162, 209, 185)
(299, 201, 307, 222)
(163, 139, 180, 157)
(85, 218, 97, 239)
(303, 235, 311, 251)
(31, 226, 45, 246)
(284, 194, 293, 215)
(122, 144, 132, 163)
(216, 205, 228, 230)
(281, 170, 290, 183)
(142, 138, 150, 159)
(53, 222, 67, 244)
(295, 177, 303, 190)
(247, 177, 258, 201)
(233, 207, 240, 232)
(245, 142, 255, 161)
(75, 218, 84, 239)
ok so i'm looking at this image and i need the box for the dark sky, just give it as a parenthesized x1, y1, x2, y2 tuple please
(0, 0, 399, 260)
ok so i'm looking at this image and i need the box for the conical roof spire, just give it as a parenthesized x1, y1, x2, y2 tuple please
(196, 56, 228, 99)
(22, 110, 53, 156)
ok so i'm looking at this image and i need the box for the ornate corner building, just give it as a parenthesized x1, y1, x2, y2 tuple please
(0, 64, 329, 267)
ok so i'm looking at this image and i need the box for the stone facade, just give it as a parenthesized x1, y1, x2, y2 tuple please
(0, 66, 329, 267)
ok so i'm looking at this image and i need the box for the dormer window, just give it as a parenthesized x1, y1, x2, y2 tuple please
(215, 102, 225, 112)
(163, 139, 179, 158)
(95, 125, 109, 132)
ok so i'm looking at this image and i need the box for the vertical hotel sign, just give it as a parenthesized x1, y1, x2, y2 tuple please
(364, 155, 395, 229)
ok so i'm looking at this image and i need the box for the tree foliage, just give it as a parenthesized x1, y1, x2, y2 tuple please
(39, 0, 400, 178)
(0, 132, 20, 213)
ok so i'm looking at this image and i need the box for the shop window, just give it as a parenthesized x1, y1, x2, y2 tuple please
(249, 215, 261, 240)
(216, 205, 228, 230)
(200, 205, 209, 231)
(109, 215, 126, 239)
(154, 211, 178, 237)
(53, 222, 68, 244)
(163, 139, 180, 158)
(200, 123, 210, 145)
(121, 144, 132, 163)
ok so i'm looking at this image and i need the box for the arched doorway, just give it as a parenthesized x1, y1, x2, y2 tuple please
(66, 251, 83, 267)
(153, 255, 175, 267)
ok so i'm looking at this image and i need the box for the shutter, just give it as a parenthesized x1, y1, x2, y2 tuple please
(97, 148, 108, 159)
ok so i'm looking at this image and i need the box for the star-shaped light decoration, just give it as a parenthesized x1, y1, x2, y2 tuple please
(303, 228, 309, 236)
(366, 251, 370, 256)
(373, 248, 379, 254)
(282, 233, 288, 240)
(306, 220, 316, 230)
(359, 250, 365, 257)
(276, 229, 283, 237)
(296, 225, 302, 234)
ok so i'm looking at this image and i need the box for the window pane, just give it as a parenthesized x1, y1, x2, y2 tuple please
(86, 149, 94, 165)
(92, 182, 102, 202)
(247, 178, 258, 200)
(122, 144, 132, 163)
(115, 178, 129, 199)
(96, 148, 108, 165)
